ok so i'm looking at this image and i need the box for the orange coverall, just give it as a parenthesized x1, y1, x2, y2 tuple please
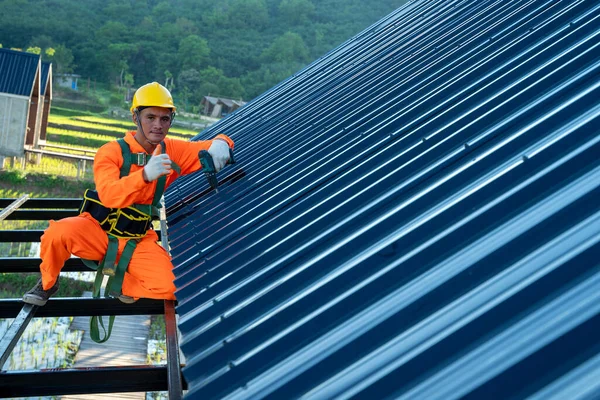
(39, 131, 234, 300)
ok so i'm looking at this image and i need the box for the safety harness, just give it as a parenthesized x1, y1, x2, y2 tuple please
(79, 138, 180, 343)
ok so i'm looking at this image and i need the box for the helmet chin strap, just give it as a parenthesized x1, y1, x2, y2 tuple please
(134, 109, 161, 146)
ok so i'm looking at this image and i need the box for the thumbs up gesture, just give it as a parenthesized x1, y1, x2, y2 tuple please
(142, 144, 172, 182)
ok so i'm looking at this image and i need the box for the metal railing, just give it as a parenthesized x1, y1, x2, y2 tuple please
(0, 197, 185, 398)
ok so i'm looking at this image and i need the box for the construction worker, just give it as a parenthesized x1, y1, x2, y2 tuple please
(23, 82, 234, 306)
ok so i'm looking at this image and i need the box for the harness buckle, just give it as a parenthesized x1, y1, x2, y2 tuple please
(134, 153, 147, 166)
(103, 265, 116, 277)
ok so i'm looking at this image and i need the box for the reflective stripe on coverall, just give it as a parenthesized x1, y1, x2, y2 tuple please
(39, 130, 234, 299)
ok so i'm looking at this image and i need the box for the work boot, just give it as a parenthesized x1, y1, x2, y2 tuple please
(22, 278, 59, 306)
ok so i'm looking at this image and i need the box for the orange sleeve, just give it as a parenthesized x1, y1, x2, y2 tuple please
(93, 141, 151, 208)
(165, 134, 234, 177)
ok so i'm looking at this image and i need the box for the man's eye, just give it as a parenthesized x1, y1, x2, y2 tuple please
(162, 117, 170, 122)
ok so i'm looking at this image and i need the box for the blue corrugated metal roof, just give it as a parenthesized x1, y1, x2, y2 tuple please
(165, 0, 600, 398)
(41, 62, 51, 96)
(0, 48, 40, 97)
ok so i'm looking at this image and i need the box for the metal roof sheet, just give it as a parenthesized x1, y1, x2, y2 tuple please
(164, 0, 600, 398)
(203, 96, 219, 105)
(0, 48, 40, 97)
(41, 61, 51, 96)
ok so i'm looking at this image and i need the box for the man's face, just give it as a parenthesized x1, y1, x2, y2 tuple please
(134, 106, 173, 144)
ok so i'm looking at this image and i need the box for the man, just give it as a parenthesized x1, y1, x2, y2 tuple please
(23, 82, 234, 306)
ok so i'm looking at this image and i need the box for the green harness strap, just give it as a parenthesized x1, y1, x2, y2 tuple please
(87, 139, 174, 343)
(88, 238, 137, 343)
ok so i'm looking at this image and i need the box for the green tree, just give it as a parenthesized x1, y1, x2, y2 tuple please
(175, 17, 199, 37)
(51, 44, 76, 75)
(136, 16, 158, 39)
(242, 62, 303, 98)
(228, 0, 269, 30)
(198, 67, 245, 99)
(152, 1, 177, 20)
(261, 32, 309, 64)
(124, 72, 134, 89)
(201, 7, 229, 29)
(103, 1, 134, 24)
(26, 46, 41, 55)
(98, 43, 134, 86)
(28, 34, 54, 55)
(0, 0, 404, 101)
(177, 68, 202, 111)
(128, 41, 160, 86)
(178, 35, 210, 71)
(164, 70, 174, 91)
(118, 60, 130, 88)
(96, 21, 128, 45)
(278, 0, 315, 25)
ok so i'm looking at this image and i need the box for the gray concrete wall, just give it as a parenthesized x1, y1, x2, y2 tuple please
(0, 93, 28, 157)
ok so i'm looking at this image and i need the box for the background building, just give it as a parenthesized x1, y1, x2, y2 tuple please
(201, 95, 246, 118)
(0, 48, 47, 157)
(0, 49, 53, 158)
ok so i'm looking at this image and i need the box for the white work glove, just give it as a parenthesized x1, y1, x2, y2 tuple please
(207, 139, 231, 172)
(143, 144, 172, 182)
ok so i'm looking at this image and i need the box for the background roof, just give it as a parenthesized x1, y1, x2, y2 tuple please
(165, 0, 600, 398)
(0, 48, 40, 97)
(41, 61, 51, 96)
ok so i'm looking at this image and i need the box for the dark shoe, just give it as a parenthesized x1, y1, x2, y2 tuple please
(22, 278, 59, 306)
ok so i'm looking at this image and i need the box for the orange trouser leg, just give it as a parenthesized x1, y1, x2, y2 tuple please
(40, 213, 109, 290)
(121, 235, 176, 300)
(40, 213, 176, 300)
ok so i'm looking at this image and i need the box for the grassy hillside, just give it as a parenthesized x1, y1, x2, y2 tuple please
(0, 0, 405, 107)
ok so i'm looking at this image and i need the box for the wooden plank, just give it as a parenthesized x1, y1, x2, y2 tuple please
(62, 292, 152, 400)
(0, 194, 29, 222)
(24, 148, 94, 161)
(39, 143, 96, 156)
(0, 303, 37, 368)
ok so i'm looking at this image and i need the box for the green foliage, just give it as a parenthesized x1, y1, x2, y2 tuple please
(178, 35, 210, 71)
(261, 32, 310, 64)
(279, 0, 315, 26)
(48, 107, 85, 117)
(242, 61, 305, 98)
(29, 34, 54, 53)
(1, 169, 27, 185)
(177, 68, 202, 110)
(228, 0, 270, 30)
(197, 67, 245, 99)
(26, 46, 41, 55)
(52, 44, 76, 75)
(0, 0, 404, 107)
(148, 315, 166, 340)
(0, 170, 95, 194)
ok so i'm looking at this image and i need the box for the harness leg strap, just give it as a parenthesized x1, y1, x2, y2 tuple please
(108, 239, 138, 298)
(87, 237, 138, 343)
(102, 235, 119, 277)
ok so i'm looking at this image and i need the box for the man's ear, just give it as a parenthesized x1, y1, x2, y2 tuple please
(132, 114, 138, 125)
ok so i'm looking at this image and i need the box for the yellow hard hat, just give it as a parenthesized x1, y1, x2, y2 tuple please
(130, 82, 176, 113)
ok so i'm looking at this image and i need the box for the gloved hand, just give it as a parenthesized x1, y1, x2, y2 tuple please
(143, 144, 172, 182)
(207, 139, 231, 172)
